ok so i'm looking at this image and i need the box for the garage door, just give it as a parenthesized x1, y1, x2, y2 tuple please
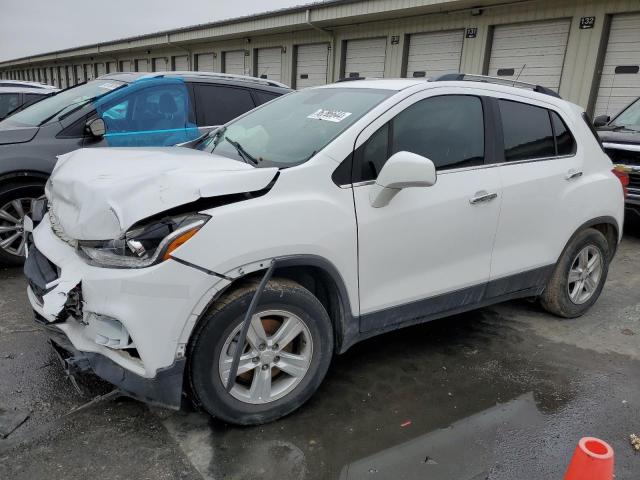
(136, 59, 149, 72)
(75, 65, 85, 83)
(594, 13, 640, 117)
(487, 19, 570, 92)
(51, 67, 59, 87)
(152, 57, 167, 72)
(295, 43, 329, 88)
(406, 30, 464, 78)
(344, 37, 387, 78)
(196, 53, 215, 72)
(96, 63, 106, 77)
(66, 66, 74, 86)
(120, 60, 132, 72)
(223, 51, 246, 75)
(106, 61, 117, 73)
(173, 55, 189, 71)
(84, 65, 95, 81)
(256, 47, 282, 82)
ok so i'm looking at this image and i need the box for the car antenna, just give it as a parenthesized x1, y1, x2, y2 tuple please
(513, 64, 526, 86)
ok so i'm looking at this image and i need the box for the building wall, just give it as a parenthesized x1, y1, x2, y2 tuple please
(1, 0, 639, 114)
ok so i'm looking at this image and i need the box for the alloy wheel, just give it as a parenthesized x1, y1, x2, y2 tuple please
(567, 245, 603, 305)
(218, 309, 313, 404)
(0, 197, 35, 258)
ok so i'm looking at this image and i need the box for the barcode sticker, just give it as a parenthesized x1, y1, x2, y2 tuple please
(307, 109, 352, 123)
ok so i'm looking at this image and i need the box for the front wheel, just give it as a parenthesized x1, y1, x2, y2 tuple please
(188, 278, 334, 425)
(541, 228, 610, 318)
(0, 183, 44, 265)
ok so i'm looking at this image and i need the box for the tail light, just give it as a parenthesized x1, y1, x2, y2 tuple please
(612, 165, 629, 198)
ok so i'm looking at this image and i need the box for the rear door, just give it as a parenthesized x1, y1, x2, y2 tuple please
(488, 96, 580, 292)
(352, 91, 502, 331)
(192, 83, 256, 130)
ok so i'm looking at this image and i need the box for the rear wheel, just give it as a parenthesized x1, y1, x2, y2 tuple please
(189, 278, 333, 425)
(0, 183, 44, 265)
(541, 228, 610, 318)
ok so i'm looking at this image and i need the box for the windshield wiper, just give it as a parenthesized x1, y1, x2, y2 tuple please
(38, 98, 92, 126)
(225, 137, 259, 165)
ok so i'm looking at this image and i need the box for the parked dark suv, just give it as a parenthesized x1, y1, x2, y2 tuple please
(595, 97, 640, 224)
(0, 72, 290, 264)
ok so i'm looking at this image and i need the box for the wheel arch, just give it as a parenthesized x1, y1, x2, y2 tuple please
(563, 216, 620, 261)
(0, 170, 49, 190)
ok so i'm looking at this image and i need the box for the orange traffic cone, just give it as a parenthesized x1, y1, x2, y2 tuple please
(564, 437, 614, 480)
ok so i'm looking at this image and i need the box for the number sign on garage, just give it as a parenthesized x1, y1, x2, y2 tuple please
(487, 19, 571, 92)
(405, 30, 464, 78)
(295, 43, 329, 88)
(344, 37, 387, 79)
(594, 13, 640, 117)
(256, 47, 283, 83)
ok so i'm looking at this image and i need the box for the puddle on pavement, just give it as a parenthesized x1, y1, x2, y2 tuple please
(162, 311, 580, 480)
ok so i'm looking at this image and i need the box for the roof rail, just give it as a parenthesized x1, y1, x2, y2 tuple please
(141, 71, 289, 89)
(336, 76, 367, 82)
(430, 73, 561, 99)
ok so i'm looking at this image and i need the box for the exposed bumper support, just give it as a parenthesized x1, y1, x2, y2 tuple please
(41, 320, 186, 410)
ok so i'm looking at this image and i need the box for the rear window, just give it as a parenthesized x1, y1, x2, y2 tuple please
(194, 85, 256, 126)
(253, 90, 281, 105)
(499, 100, 555, 161)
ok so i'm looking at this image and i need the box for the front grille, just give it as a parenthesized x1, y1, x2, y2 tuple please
(629, 172, 640, 190)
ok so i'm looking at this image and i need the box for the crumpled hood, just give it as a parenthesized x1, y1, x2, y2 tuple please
(47, 147, 278, 240)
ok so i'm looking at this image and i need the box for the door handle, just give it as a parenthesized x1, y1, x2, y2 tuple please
(565, 169, 583, 181)
(469, 191, 498, 205)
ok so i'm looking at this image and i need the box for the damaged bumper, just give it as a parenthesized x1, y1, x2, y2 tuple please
(24, 216, 229, 409)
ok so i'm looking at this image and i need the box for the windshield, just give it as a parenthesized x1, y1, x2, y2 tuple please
(1, 79, 126, 127)
(196, 87, 393, 167)
(611, 98, 640, 131)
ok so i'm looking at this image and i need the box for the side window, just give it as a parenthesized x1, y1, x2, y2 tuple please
(194, 85, 256, 125)
(354, 95, 484, 182)
(101, 85, 191, 133)
(499, 99, 555, 161)
(253, 90, 281, 105)
(0, 93, 21, 118)
(551, 111, 576, 156)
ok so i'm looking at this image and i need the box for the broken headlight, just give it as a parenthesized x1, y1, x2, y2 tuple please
(78, 214, 209, 268)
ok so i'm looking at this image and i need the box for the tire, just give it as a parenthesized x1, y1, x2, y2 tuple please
(541, 228, 610, 318)
(0, 183, 44, 266)
(188, 277, 334, 425)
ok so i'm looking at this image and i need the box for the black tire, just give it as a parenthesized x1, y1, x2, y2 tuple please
(0, 183, 44, 266)
(188, 277, 333, 425)
(541, 228, 610, 318)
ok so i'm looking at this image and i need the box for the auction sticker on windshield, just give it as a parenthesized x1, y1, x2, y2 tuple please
(307, 109, 352, 123)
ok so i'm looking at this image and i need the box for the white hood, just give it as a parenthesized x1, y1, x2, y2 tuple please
(47, 147, 278, 240)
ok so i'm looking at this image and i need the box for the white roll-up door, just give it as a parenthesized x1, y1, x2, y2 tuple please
(173, 55, 189, 71)
(406, 30, 464, 78)
(256, 47, 282, 82)
(136, 59, 149, 72)
(66, 66, 73, 86)
(487, 19, 570, 92)
(75, 65, 85, 83)
(196, 53, 215, 72)
(223, 51, 246, 75)
(106, 61, 117, 74)
(344, 37, 387, 79)
(85, 64, 95, 81)
(96, 63, 106, 77)
(51, 67, 59, 87)
(120, 60, 132, 72)
(594, 13, 640, 117)
(295, 43, 329, 88)
(153, 57, 168, 72)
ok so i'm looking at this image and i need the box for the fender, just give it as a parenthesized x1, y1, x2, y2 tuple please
(559, 216, 621, 261)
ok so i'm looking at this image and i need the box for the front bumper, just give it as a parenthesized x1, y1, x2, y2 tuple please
(25, 217, 228, 408)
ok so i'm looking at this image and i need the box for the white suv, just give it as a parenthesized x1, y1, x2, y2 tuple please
(24, 75, 625, 425)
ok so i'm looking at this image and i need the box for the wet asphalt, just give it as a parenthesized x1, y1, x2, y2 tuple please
(0, 229, 639, 480)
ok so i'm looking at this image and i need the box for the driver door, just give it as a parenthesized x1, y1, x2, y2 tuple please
(352, 92, 502, 332)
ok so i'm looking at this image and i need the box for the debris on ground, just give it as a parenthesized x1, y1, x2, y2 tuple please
(0, 407, 30, 438)
(630, 434, 640, 451)
(400, 420, 412, 428)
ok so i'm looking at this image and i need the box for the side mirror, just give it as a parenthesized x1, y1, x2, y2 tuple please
(86, 117, 106, 138)
(369, 151, 437, 208)
(593, 115, 610, 128)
